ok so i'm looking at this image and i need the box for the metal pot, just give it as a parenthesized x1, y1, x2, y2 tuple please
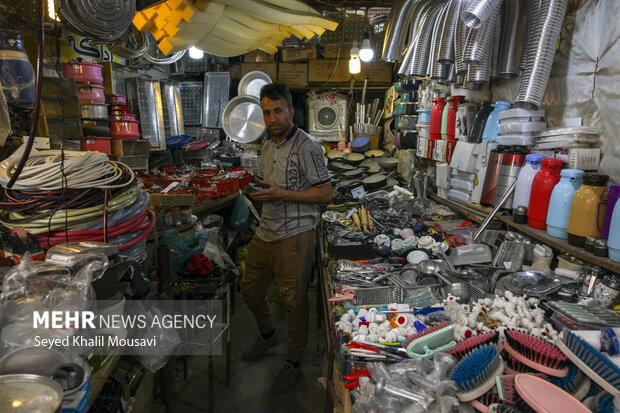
(362, 174, 387, 190)
(61, 60, 103, 83)
(0, 374, 63, 412)
(110, 119, 140, 138)
(80, 103, 109, 120)
(343, 152, 365, 165)
(77, 84, 106, 104)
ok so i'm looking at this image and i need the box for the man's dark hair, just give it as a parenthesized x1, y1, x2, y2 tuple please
(260, 82, 293, 108)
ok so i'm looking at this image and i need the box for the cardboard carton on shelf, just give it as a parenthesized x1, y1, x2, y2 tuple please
(280, 46, 318, 62)
(278, 63, 308, 87)
(308, 59, 350, 83)
(240, 63, 277, 82)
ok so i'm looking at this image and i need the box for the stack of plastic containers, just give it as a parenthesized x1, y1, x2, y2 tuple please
(448, 169, 475, 203)
(108, 94, 141, 140)
(497, 108, 547, 145)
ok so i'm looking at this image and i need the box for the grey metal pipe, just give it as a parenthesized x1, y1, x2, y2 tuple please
(520, 0, 541, 71)
(410, 0, 447, 76)
(490, 7, 502, 79)
(462, 1, 501, 64)
(398, 0, 436, 76)
(382, 0, 424, 62)
(454, 12, 470, 74)
(472, 179, 518, 242)
(516, 0, 568, 109)
(499, 0, 526, 79)
(461, 0, 500, 29)
(438, 0, 460, 63)
(428, 3, 449, 77)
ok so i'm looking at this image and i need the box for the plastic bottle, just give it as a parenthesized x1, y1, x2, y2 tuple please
(546, 169, 585, 239)
(441, 96, 452, 140)
(608, 201, 620, 262)
(567, 174, 609, 247)
(447, 95, 464, 141)
(467, 102, 493, 143)
(527, 158, 563, 230)
(513, 154, 544, 212)
(481, 101, 511, 142)
(430, 97, 446, 140)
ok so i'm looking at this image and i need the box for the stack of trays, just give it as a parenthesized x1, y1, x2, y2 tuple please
(533, 126, 600, 150)
(448, 169, 476, 203)
(497, 108, 546, 146)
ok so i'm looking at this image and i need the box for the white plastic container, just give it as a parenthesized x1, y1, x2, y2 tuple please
(448, 188, 471, 203)
(513, 153, 544, 210)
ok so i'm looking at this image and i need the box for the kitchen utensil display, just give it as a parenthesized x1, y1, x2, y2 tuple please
(161, 81, 184, 137)
(80, 103, 108, 120)
(77, 83, 105, 104)
(238, 71, 272, 99)
(61, 60, 103, 84)
(601, 185, 620, 239)
(430, 97, 446, 139)
(527, 158, 563, 230)
(57, 0, 135, 42)
(546, 169, 585, 239)
(608, 200, 620, 262)
(468, 101, 493, 143)
(481, 101, 511, 141)
(513, 154, 544, 211)
(0, 374, 63, 413)
(221, 95, 265, 143)
(0, 32, 35, 108)
(567, 174, 609, 247)
(491, 148, 527, 210)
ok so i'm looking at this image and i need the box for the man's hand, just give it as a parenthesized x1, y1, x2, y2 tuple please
(249, 180, 286, 201)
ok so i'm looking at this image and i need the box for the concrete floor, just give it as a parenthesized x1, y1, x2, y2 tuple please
(153, 282, 328, 413)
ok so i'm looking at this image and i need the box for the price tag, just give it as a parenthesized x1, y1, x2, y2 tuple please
(161, 182, 180, 193)
(351, 185, 365, 199)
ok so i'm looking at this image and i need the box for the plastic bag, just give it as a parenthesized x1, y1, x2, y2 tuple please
(229, 190, 251, 232)
(160, 230, 208, 278)
(136, 303, 181, 373)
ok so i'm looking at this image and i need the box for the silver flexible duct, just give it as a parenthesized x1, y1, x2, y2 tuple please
(454, 10, 470, 74)
(437, 0, 460, 63)
(520, 0, 541, 71)
(428, 3, 449, 77)
(490, 7, 502, 78)
(499, 0, 526, 79)
(462, 1, 501, 64)
(398, 0, 434, 77)
(404, 0, 447, 76)
(516, 0, 568, 109)
(461, 0, 499, 29)
(382, 0, 424, 62)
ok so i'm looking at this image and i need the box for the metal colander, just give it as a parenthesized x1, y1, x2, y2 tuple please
(57, 0, 135, 42)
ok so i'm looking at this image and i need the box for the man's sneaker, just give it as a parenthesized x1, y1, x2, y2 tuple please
(271, 362, 302, 393)
(241, 333, 278, 361)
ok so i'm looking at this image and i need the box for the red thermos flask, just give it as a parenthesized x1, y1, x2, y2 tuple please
(527, 158, 563, 230)
(430, 97, 446, 140)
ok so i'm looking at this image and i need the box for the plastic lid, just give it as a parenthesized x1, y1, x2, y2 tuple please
(542, 158, 563, 168)
(583, 173, 608, 186)
(560, 169, 585, 179)
(526, 153, 544, 164)
(601, 327, 620, 356)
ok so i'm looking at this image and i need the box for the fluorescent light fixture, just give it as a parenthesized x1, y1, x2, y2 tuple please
(189, 47, 204, 60)
(349, 43, 361, 74)
(359, 32, 374, 62)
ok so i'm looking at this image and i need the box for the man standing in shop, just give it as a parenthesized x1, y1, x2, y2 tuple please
(241, 82, 332, 393)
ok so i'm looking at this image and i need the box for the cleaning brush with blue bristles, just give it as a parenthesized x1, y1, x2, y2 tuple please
(452, 344, 505, 402)
(556, 329, 620, 398)
(549, 362, 591, 401)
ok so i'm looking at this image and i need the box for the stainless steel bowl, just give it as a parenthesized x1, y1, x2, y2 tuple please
(0, 374, 63, 413)
(80, 103, 109, 120)
(222, 95, 265, 143)
(238, 71, 272, 98)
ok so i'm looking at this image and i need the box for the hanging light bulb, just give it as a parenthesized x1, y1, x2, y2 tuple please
(349, 43, 361, 74)
(47, 0, 59, 21)
(189, 46, 204, 60)
(359, 31, 374, 62)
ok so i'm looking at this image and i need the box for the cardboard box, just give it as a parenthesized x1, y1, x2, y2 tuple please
(322, 43, 351, 59)
(278, 63, 308, 87)
(281, 46, 317, 62)
(240, 63, 277, 82)
(417, 137, 429, 158)
(243, 49, 276, 63)
(355, 63, 394, 83)
(149, 192, 195, 209)
(308, 59, 350, 83)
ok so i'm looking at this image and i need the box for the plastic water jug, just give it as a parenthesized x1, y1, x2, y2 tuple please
(602, 185, 620, 240)
(546, 169, 584, 239)
(527, 158, 563, 230)
(567, 174, 609, 247)
(608, 201, 620, 262)
(481, 101, 511, 142)
(513, 154, 544, 212)
(447, 95, 464, 141)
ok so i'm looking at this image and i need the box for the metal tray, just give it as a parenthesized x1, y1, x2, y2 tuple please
(238, 71, 271, 98)
(221, 95, 265, 143)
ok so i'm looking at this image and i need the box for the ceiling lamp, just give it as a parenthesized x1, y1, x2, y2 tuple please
(359, 31, 374, 62)
(349, 43, 361, 74)
(189, 46, 204, 59)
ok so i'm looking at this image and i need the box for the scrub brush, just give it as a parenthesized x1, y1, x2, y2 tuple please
(503, 353, 538, 375)
(555, 329, 620, 397)
(549, 362, 591, 401)
(503, 329, 568, 377)
(471, 390, 501, 412)
(452, 344, 505, 402)
(448, 331, 499, 361)
(495, 373, 545, 405)
(487, 403, 523, 413)
(597, 393, 615, 413)
(401, 321, 456, 358)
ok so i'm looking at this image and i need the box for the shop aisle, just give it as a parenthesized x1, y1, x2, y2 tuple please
(154, 282, 327, 413)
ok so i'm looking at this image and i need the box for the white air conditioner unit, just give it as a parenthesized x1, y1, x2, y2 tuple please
(306, 92, 348, 143)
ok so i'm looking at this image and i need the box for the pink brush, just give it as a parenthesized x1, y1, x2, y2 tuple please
(503, 329, 568, 377)
(514, 374, 590, 413)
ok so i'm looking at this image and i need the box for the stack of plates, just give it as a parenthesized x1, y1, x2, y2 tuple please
(533, 126, 600, 150)
(448, 169, 475, 203)
(497, 108, 546, 146)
